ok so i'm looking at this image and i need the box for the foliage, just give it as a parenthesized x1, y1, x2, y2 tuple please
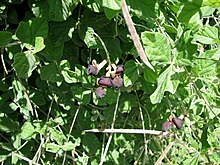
(0, 0, 220, 164)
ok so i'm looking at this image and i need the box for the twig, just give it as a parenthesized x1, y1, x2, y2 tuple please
(93, 32, 111, 66)
(154, 140, 175, 165)
(121, 0, 154, 71)
(62, 105, 81, 165)
(1, 50, 8, 74)
(135, 91, 148, 163)
(99, 90, 121, 165)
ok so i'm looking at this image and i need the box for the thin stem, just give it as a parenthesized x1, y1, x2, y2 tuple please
(99, 90, 121, 165)
(46, 95, 54, 121)
(93, 32, 111, 65)
(135, 91, 148, 163)
(155, 140, 175, 165)
(1, 49, 8, 75)
(62, 105, 80, 165)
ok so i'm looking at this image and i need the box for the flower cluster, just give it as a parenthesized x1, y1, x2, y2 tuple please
(87, 60, 124, 99)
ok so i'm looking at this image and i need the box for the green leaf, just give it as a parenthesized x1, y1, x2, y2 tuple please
(0, 115, 19, 132)
(60, 60, 93, 85)
(13, 52, 39, 79)
(124, 60, 140, 87)
(194, 48, 220, 77)
(48, 17, 76, 45)
(141, 31, 172, 63)
(183, 153, 199, 165)
(79, 26, 101, 48)
(127, 0, 158, 19)
(16, 18, 48, 49)
(203, 0, 220, 7)
(44, 38, 64, 61)
(178, 0, 203, 24)
(201, 125, 210, 149)
(45, 143, 60, 153)
(0, 31, 12, 47)
(106, 38, 122, 62)
(118, 93, 137, 113)
(81, 0, 103, 13)
(20, 122, 35, 140)
(34, 37, 45, 53)
(143, 66, 157, 83)
(102, 0, 121, 10)
(193, 25, 220, 44)
(32, 0, 79, 21)
(71, 85, 91, 104)
(150, 65, 179, 104)
(104, 7, 119, 19)
(62, 141, 77, 151)
(40, 62, 63, 82)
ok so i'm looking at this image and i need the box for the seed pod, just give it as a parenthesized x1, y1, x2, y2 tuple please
(98, 77, 113, 87)
(116, 65, 124, 74)
(112, 76, 123, 88)
(172, 117, 184, 129)
(87, 65, 98, 75)
(162, 121, 174, 132)
(95, 87, 106, 99)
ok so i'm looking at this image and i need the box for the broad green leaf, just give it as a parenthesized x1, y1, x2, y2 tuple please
(0, 31, 12, 47)
(150, 65, 179, 104)
(0, 102, 18, 114)
(80, 10, 110, 30)
(200, 6, 215, 17)
(143, 66, 157, 83)
(44, 37, 64, 61)
(20, 122, 35, 140)
(183, 153, 199, 165)
(82, 134, 101, 154)
(34, 37, 45, 53)
(193, 25, 220, 44)
(32, 0, 79, 21)
(50, 128, 66, 145)
(30, 91, 46, 106)
(0, 115, 19, 132)
(81, 0, 103, 13)
(40, 62, 63, 82)
(13, 52, 39, 79)
(105, 38, 122, 62)
(62, 141, 77, 151)
(127, 0, 158, 19)
(102, 0, 121, 10)
(118, 93, 137, 113)
(79, 26, 101, 48)
(201, 125, 210, 149)
(178, 0, 203, 24)
(194, 48, 220, 77)
(45, 143, 60, 153)
(48, 17, 76, 45)
(71, 85, 91, 104)
(141, 31, 172, 63)
(203, 0, 220, 7)
(124, 60, 140, 87)
(104, 7, 119, 19)
(16, 18, 48, 49)
(60, 60, 93, 85)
